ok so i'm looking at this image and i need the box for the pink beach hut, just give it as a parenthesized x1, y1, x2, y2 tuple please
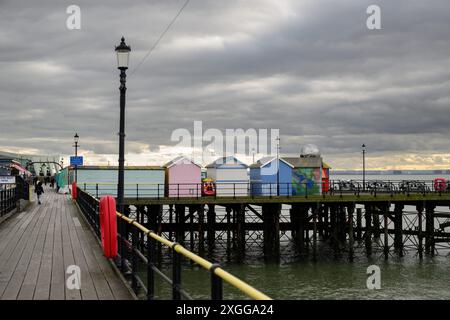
(164, 156, 202, 197)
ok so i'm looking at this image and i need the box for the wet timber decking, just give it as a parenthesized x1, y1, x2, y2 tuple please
(0, 187, 134, 300)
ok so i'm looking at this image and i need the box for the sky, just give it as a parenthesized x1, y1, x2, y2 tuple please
(1, 0, 449, 170)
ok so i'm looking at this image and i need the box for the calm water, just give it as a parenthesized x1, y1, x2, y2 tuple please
(85, 171, 450, 299)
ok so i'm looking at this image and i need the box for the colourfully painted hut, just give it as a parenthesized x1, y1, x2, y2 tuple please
(206, 156, 249, 197)
(164, 156, 202, 197)
(283, 155, 323, 196)
(249, 157, 293, 196)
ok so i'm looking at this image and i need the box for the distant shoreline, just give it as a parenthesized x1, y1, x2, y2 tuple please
(331, 170, 450, 175)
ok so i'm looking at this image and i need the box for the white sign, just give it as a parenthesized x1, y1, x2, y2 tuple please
(0, 176, 16, 184)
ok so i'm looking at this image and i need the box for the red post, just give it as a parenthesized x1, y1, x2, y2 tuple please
(72, 182, 78, 200)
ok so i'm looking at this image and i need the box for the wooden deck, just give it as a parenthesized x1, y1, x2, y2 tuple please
(0, 186, 134, 300)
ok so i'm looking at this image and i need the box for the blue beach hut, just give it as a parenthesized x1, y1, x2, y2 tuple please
(249, 157, 294, 196)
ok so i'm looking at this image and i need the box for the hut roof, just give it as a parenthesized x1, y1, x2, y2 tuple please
(205, 156, 248, 169)
(282, 157, 322, 168)
(249, 156, 294, 169)
(163, 156, 200, 168)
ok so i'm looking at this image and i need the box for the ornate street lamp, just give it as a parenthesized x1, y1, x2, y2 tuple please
(115, 36, 131, 220)
(362, 144, 366, 191)
(73, 133, 79, 182)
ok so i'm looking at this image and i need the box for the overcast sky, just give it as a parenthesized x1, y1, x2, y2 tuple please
(1, 0, 449, 169)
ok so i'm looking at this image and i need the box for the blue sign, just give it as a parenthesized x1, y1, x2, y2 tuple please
(70, 156, 83, 166)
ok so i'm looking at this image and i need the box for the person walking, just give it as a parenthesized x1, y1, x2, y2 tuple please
(35, 181, 44, 205)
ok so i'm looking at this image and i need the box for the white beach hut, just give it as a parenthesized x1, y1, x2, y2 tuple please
(205, 156, 249, 197)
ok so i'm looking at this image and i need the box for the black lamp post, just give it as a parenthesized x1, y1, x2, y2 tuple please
(115, 37, 131, 218)
(276, 137, 280, 196)
(362, 144, 366, 191)
(73, 133, 79, 183)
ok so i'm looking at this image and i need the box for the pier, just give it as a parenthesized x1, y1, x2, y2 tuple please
(76, 185, 450, 265)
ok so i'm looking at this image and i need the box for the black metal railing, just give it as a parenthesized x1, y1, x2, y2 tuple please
(78, 179, 450, 200)
(75, 188, 271, 300)
(0, 185, 17, 217)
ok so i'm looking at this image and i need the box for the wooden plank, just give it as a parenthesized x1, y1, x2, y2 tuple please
(0, 203, 46, 298)
(50, 194, 65, 300)
(1, 200, 49, 299)
(66, 199, 98, 300)
(33, 192, 58, 300)
(61, 194, 81, 300)
(17, 200, 53, 300)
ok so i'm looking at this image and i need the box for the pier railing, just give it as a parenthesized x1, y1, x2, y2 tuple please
(76, 188, 272, 300)
(0, 185, 17, 217)
(78, 179, 450, 200)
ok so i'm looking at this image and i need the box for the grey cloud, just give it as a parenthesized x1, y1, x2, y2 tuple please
(0, 0, 449, 168)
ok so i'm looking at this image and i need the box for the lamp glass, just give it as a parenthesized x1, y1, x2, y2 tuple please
(116, 50, 130, 69)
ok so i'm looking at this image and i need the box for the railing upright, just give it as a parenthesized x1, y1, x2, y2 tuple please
(172, 244, 182, 300)
(131, 224, 138, 291)
(147, 234, 156, 300)
(210, 264, 223, 300)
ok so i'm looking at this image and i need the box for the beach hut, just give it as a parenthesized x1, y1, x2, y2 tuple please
(164, 156, 202, 197)
(206, 156, 249, 197)
(283, 156, 323, 196)
(249, 157, 294, 196)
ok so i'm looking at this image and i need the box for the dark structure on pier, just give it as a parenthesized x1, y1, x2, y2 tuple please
(114, 193, 450, 263)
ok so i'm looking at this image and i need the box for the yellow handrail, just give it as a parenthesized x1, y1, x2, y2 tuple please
(115, 211, 272, 300)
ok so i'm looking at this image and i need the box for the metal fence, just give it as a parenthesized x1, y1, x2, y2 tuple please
(0, 185, 17, 217)
(78, 179, 450, 200)
(75, 188, 271, 300)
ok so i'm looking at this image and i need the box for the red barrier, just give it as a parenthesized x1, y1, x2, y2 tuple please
(72, 182, 77, 199)
(99, 196, 118, 258)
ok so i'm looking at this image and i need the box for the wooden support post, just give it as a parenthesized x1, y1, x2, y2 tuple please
(318, 205, 324, 238)
(312, 203, 319, 262)
(364, 204, 372, 257)
(339, 205, 347, 244)
(168, 204, 174, 241)
(189, 206, 196, 253)
(299, 205, 309, 255)
(383, 204, 389, 260)
(198, 205, 205, 255)
(156, 205, 163, 267)
(226, 206, 232, 261)
(329, 205, 337, 256)
(372, 206, 381, 239)
(235, 204, 246, 262)
(348, 205, 355, 262)
(323, 206, 329, 239)
(207, 204, 216, 252)
(394, 203, 404, 256)
(262, 203, 281, 263)
(417, 204, 423, 259)
(425, 203, 435, 256)
(356, 208, 362, 241)
(175, 204, 185, 246)
(290, 205, 302, 253)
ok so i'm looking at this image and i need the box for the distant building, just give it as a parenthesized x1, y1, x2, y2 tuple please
(283, 156, 323, 196)
(206, 156, 249, 197)
(164, 156, 201, 197)
(249, 157, 294, 196)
